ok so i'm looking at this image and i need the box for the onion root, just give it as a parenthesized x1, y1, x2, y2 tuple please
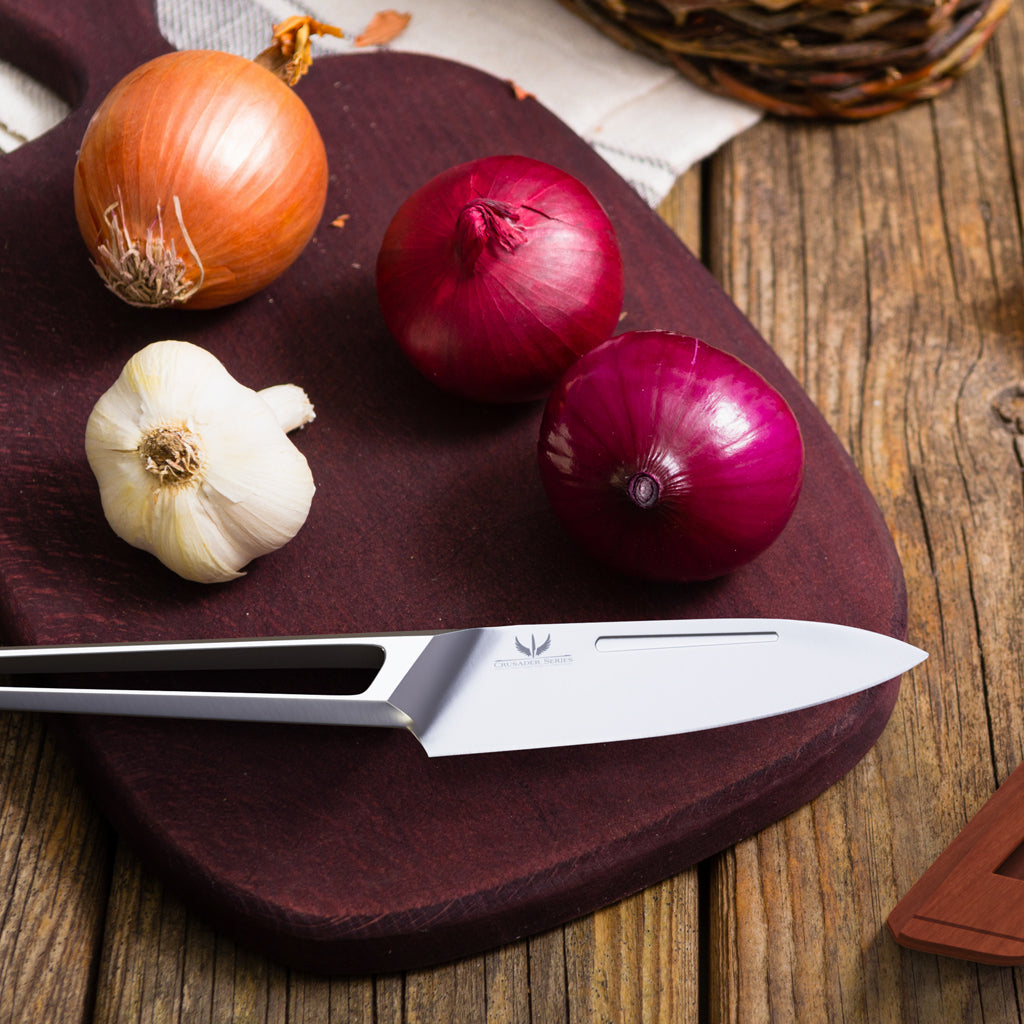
(93, 195, 204, 308)
(627, 472, 660, 509)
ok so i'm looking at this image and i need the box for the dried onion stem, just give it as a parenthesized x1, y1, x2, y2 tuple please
(255, 16, 342, 85)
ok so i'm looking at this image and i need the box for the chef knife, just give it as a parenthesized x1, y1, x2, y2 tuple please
(0, 618, 926, 757)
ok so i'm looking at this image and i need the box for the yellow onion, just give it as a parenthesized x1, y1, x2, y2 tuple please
(73, 29, 332, 310)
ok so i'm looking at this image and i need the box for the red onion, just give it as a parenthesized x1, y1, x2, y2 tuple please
(375, 155, 624, 403)
(537, 331, 805, 581)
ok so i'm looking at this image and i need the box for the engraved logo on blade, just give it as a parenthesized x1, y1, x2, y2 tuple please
(494, 633, 573, 669)
(516, 634, 550, 658)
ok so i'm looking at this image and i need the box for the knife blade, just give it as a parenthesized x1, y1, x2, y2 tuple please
(0, 618, 926, 757)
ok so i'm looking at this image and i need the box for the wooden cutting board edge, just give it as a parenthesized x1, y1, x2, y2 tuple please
(52, 675, 903, 975)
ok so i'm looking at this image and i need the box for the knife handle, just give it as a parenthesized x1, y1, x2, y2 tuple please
(0, 633, 437, 675)
(0, 633, 441, 732)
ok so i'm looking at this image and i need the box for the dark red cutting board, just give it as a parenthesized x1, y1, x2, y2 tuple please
(0, 0, 909, 975)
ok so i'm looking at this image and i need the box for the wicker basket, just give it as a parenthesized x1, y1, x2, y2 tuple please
(559, 0, 1013, 118)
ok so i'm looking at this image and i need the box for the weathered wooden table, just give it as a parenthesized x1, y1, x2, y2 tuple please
(3, 0, 1024, 1019)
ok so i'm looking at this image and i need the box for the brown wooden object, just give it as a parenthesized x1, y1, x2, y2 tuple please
(889, 762, 1024, 965)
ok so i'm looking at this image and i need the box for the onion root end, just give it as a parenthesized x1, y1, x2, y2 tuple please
(92, 195, 204, 308)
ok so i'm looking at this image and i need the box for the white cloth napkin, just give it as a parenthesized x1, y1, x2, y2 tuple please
(0, 0, 761, 206)
(0, 60, 69, 152)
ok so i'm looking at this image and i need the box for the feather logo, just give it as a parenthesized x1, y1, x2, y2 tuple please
(495, 632, 571, 669)
(514, 634, 552, 658)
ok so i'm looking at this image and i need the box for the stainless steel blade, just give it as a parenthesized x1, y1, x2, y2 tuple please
(0, 619, 926, 756)
(401, 619, 926, 755)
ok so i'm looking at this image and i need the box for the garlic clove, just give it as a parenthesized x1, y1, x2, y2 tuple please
(146, 487, 249, 584)
(85, 340, 316, 584)
(258, 383, 316, 433)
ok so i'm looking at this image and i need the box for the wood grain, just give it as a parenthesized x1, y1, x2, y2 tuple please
(0, 713, 111, 1024)
(84, 841, 702, 1023)
(704, 0, 1024, 1017)
(563, 874, 701, 1023)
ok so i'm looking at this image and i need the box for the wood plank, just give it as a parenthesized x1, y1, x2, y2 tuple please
(657, 164, 704, 257)
(0, 712, 111, 1024)
(92, 846, 294, 1024)
(564, 874, 701, 1024)
(88, 856, 700, 1023)
(704, 0, 1024, 1017)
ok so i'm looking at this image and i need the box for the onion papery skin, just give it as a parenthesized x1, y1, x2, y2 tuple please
(73, 50, 328, 310)
(375, 155, 625, 403)
(537, 331, 805, 582)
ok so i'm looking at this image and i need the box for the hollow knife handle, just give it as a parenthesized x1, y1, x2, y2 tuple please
(0, 634, 438, 675)
(0, 633, 450, 734)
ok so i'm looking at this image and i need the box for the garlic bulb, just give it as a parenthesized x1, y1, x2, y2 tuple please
(85, 340, 316, 583)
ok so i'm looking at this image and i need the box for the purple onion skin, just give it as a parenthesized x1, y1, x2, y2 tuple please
(537, 331, 805, 582)
(376, 155, 625, 403)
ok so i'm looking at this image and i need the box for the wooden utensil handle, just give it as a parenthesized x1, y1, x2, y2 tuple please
(889, 761, 1024, 965)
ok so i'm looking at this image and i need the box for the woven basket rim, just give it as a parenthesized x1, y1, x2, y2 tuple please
(559, 0, 1013, 117)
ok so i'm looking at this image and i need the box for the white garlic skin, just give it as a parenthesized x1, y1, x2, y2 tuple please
(85, 340, 316, 584)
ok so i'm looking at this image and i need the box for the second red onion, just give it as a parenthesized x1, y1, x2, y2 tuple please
(537, 331, 805, 582)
